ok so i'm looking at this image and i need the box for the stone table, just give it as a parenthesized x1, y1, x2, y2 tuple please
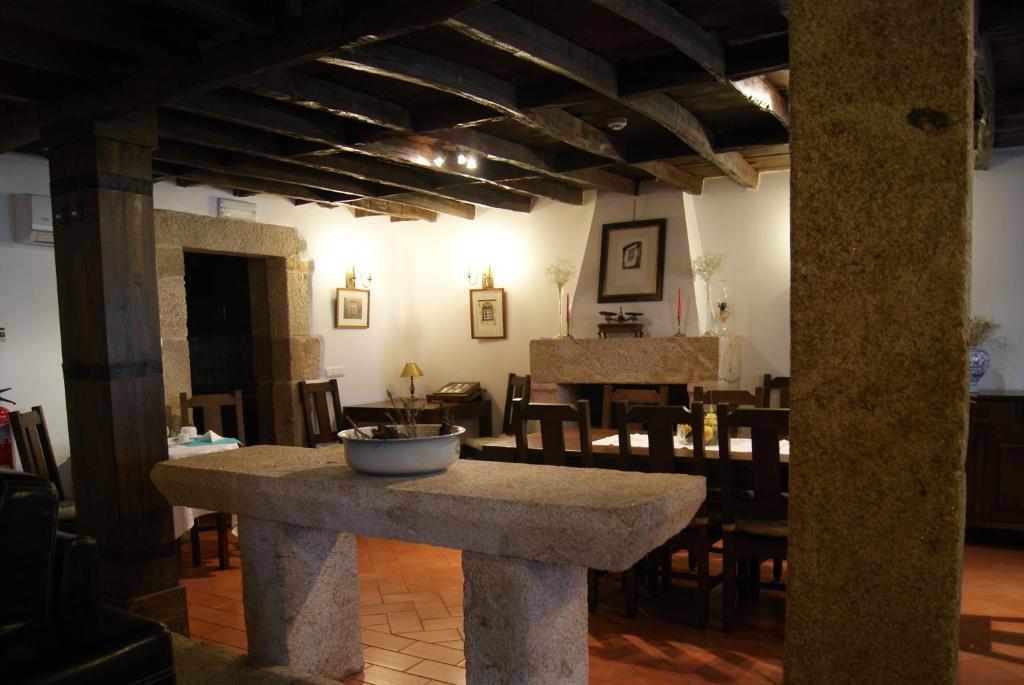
(151, 445, 705, 685)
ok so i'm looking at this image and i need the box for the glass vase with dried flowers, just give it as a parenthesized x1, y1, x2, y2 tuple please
(545, 258, 576, 339)
(968, 315, 999, 392)
(690, 253, 726, 336)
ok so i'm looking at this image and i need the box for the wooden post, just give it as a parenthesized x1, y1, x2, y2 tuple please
(42, 112, 187, 633)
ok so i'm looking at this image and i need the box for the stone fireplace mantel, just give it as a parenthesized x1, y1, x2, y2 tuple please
(529, 336, 741, 401)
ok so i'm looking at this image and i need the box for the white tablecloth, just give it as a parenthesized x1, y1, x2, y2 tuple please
(592, 434, 790, 455)
(167, 440, 239, 538)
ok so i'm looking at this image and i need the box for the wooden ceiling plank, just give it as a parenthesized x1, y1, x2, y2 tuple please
(0, 0, 491, 153)
(975, 32, 994, 170)
(588, 0, 789, 126)
(633, 160, 703, 194)
(386, 192, 476, 220)
(321, 43, 626, 162)
(236, 70, 414, 130)
(445, 5, 757, 188)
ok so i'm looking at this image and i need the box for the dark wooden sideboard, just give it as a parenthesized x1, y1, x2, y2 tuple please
(967, 391, 1024, 532)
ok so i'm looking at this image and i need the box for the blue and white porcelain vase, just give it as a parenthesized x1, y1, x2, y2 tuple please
(969, 347, 991, 392)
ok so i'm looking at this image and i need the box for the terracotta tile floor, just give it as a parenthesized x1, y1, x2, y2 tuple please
(179, 534, 1024, 684)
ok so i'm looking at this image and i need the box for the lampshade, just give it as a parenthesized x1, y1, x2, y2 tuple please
(400, 362, 423, 378)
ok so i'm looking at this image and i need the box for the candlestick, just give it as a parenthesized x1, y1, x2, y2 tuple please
(676, 288, 681, 318)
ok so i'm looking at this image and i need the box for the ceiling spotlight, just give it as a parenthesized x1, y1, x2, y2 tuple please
(457, 153, 468, 165)
(466, 155, 478, 170)
(433, 154, 446, 167)
(606, 116, 628, 131)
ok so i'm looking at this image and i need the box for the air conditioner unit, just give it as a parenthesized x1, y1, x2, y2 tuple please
(10, 194, 54, 246)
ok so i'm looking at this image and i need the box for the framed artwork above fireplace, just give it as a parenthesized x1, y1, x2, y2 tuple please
(597, 219, 666, 302)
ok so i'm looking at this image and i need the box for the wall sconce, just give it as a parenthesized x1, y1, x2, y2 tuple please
(467, 264, 494, 289)
(346, 265, 373, 289)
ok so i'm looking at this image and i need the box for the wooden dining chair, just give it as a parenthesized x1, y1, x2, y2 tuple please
(180, 390, 245, 442)
(600, 384, 669, 429)
(298, 379, 343, 447)
(760, 374, 791, 408)
(716, 405, 790, 631)
(692, 386, 764, 409)
(179, 390, 245, 569)
(616, 401, 722, 626)
(9, 405, 76, 532)
(511, 398, 593, 467)
(462, 373, 530, 460)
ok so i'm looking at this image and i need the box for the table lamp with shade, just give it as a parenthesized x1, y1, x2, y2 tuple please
(400, 362, 423, 398)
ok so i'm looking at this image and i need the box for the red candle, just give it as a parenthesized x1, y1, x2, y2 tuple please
(677, 288, 681, 318)
(566, 293, 571, 322)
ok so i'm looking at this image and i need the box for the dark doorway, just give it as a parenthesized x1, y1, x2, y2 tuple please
(183, 252, 261, 444)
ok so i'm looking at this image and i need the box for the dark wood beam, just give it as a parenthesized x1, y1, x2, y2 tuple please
(236, 70, 413, 131)
(445, 4, 758, 187)
(975, 32, 994, 170)
(420, 183, 533, 213)
(321, 43, 627, 161)
(384, 193, 476, 220)
(0, 0, 491, 152)
(500, 178, 584, 205)
(350, 198, 438, 222)
(633, 161, 703, 194)
(587, 0, 789, 125)
(0, 24, 125, 79)
(156, 0, 276, 32)
(726, 34, 789, 79)
(175, 168, 359, 204)
(562, 168, 636, 195)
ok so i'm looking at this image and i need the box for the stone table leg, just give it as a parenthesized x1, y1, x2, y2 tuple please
(463, 551, 587, 685)
(237, 517, 363, 680)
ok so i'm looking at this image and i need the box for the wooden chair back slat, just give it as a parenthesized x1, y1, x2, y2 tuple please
(717, 406, 789, 525)
(512, 399, 592, 467)
(299, 379, 343, 447)
(760, 374, 791, 408)
(616, 402, 705, 476)
(180, 390, 245, 443)
(10, 406, 65, 500)
(500, 373, 531, 435)
(601, 384, 668, 429)
(692, 386, 764, 408)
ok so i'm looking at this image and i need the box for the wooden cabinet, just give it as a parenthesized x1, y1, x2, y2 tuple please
(967, 392, 1024, 531)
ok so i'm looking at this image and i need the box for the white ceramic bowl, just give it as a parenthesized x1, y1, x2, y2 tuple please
(339, 425, 465, 476)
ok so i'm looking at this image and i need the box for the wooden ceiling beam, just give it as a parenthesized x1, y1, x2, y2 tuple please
(726, 34, 789, 79)
(421, 183, 533, 213)
(156, 0, 277, 33)
(321, 43, 626, 161)
(0, 0, 491, 153)
(349, 198, 438, 222)
(633, 161, 703, 194)
(587, 0, 789, 126)
(154, 139, 384, 197)
(0, 24, 124, 79)
(174, 168, 358, 204)
(561, 168, 636, 195)
(500, 178, 584, 205)
(384, 193, 476, 220)
(445, 4, 758, 188)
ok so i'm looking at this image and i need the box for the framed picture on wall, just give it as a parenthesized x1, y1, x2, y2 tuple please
(597, 219, 667, 302)
(335, 288, 370, 328)
(469, 288, 506, 339)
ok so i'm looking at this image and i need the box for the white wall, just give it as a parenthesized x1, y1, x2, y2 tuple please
(971, 147, 1024, 390)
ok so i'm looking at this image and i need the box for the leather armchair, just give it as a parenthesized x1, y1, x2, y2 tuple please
(0, 469, 176, 684)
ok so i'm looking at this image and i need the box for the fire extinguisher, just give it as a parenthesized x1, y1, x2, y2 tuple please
(0, 387, 13, 470)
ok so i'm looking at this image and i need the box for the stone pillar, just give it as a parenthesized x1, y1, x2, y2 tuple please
(463, 552, 588, 685)
(786, 2, 972, 684)
(42, 112, 187, 632)
(238, 517, 363, 679)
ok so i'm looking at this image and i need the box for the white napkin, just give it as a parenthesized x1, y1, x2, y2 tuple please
(195, 430, 222, 443)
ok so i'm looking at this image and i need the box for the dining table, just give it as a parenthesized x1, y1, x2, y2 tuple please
(166, 437, 240, 538)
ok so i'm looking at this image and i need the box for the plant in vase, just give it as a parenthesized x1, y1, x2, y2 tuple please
(545, 258, 576, 339)
(690, 253, 726, 336)
(968, 316, 999, 392)
(713, 280, 731, 334)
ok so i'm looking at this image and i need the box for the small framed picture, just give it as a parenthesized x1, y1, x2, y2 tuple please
(335, 288, 370, 328)
(598, 219, 667, 302)
(469, 288, 506, 339)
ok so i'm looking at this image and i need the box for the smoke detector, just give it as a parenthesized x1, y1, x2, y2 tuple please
(606, 116, 628, 131)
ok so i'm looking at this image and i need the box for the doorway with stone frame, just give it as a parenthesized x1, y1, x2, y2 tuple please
(155, 210, 319, 446)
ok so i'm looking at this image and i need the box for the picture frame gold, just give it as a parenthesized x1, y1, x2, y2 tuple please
(469, 288, 506, 339)
(335, 288, 370, 329)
